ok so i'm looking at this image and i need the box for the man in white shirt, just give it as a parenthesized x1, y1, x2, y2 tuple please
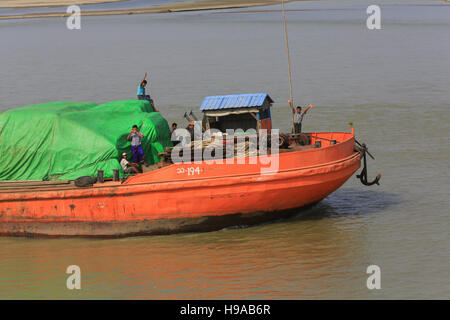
(120, 153, 140, 174)
(127, 125, 146, 164)
(293, 104, 313, 134)
(293, 106, 303, 133)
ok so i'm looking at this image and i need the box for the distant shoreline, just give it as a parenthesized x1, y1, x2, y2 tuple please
(0, 0, 298, 20)
(0, 0, 124, 9)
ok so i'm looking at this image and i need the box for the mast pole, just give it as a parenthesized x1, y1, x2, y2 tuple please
(281, 0, 295, 132)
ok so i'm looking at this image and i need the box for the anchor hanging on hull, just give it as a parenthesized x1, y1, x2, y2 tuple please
(355, 139, 381, 186)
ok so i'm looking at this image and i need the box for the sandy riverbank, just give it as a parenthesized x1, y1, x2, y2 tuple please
(0, 0, 298, 20)
(0, 0, 124, 9)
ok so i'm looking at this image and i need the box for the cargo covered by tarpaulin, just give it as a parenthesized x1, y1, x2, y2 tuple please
(0, 99, 172, 181)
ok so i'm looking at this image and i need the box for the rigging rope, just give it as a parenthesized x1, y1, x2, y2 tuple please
(281, 0, 295, 132)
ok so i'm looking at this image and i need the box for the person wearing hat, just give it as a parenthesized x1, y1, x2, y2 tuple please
(120, 152, 140, 174)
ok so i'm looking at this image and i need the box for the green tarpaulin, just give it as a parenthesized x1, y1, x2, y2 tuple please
(0, 99, 172, 181)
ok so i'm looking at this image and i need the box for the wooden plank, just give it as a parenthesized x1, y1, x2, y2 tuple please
(0, 180, 71, 186)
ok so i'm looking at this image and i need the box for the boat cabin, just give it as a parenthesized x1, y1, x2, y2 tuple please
(200, 93, 274, 133)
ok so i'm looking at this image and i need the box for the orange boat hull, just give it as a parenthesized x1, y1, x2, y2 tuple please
(0, 132, 361, 237)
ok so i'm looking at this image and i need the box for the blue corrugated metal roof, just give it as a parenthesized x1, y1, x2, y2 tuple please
(200, 93, 273, 111)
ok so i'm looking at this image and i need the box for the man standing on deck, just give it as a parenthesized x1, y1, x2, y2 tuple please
(293, 106, 303, 134)
(137, 73, 158, 112)
(293, 105, 313, 134)
(170, 123, 178, 134)
(186, 120, 194, 139)
(186, 120, 202, 141)
(127, 125, 146, 165)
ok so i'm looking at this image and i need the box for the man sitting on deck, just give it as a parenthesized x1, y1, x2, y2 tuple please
(127, 125, 146, 165)
(120, 153, 140, 174)
(137, 72, 158, 112)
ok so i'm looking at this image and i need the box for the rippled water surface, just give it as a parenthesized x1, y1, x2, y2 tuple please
(0, 0, 449, 299)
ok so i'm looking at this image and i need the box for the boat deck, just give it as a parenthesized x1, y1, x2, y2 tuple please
(0, 179, 121, 193)
(0, 136, 344, 194)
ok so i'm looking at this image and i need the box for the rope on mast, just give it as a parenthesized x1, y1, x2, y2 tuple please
(281, 0, 295, 132)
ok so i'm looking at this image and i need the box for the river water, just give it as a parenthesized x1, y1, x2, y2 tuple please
(0, 0, 449, 299)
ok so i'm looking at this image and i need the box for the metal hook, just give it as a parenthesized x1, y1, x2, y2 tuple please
(356, 143, 381, 186)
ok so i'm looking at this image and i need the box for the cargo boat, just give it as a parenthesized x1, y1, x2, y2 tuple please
(0, 128, 374, 237)
(0, 2, 381, 238)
